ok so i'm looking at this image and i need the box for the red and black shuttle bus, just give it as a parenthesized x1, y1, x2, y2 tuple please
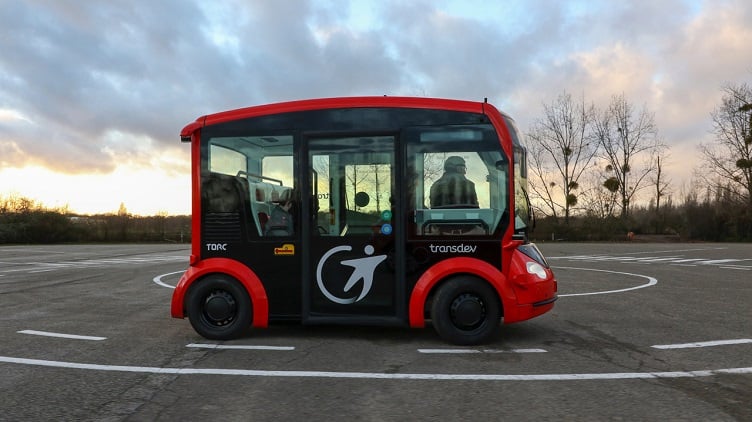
(171, 96, 557, 345)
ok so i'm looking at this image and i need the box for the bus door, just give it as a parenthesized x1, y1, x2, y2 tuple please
(303, 135, 404, 324)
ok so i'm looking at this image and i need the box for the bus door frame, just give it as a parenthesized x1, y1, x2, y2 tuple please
(300, 131, 407, 325)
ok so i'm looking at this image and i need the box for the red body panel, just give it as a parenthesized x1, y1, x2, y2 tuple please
(181, 96, 490, 137)
(189, 131, 202, 266)
(171, 258, 269, 328)
(408, 257, 514, 328)
(408, 253, 557, 327)
(504, 249, 558, 322)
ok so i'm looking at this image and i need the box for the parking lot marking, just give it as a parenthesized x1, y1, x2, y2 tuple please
(2, 256, 188, 276)
(18, 330, 107, 341)
(641, 257, 687, 262)
(720, 266, 751, 271)
(418, 348, 547, 354)
(553, 266, 657, 297)
(153, 270, 182, 289)
(550, 254, 752, 269)
(700, 259, 743, 265)
(187, 343, 295, 351)
(1, 355, 750, 381)
(652, 339, 752, 349)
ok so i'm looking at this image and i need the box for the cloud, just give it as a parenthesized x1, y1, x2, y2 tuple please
(0, 0, 751, 186)
(0, 1, 410, 174)
(0, 1, 209, 172)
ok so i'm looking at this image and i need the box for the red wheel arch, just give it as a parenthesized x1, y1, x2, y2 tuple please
(408, 257, 514, 328)
(171, 258, 269, 328)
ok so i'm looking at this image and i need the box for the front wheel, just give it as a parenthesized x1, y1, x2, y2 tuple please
(431, 276, 501, 345)
(186, 275, 252, 340)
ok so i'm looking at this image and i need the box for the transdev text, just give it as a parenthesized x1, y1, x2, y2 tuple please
(428, 244, 477, 253)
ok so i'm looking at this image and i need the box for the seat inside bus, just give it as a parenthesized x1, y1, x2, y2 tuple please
(248, 181, 292, 236)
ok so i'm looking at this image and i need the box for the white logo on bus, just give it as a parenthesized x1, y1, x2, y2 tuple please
(429, 243, 477, 253)
(316, 245, 387, 304)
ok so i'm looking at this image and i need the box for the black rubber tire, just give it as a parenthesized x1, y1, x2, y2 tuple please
(186, 275, 252, 340)
(430, 276, 501, 345)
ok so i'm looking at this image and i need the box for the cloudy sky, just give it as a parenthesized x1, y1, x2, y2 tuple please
(1, 0, 750, 215)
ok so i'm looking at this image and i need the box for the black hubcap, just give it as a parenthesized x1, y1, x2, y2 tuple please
(450, 293, 485, 329)
(203, 290, 237, 326)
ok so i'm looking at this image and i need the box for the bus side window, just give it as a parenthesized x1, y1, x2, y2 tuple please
(408, 146, 506, 237)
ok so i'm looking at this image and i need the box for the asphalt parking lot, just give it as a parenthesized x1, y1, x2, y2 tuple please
(1, 243, 750, 420)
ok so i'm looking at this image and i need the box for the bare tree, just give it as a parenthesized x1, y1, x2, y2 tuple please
(578, 165, 620, 220)
(593, 93, 661, 219)
(346, 166, 364, 211)
(368, 163, 392, 213)
(650, 153, 672, 233)
(651, 154, 671, 214)
(526, 92, 598, 223)
(699, 82, 752, 208)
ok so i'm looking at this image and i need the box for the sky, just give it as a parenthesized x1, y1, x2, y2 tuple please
(1, 0, 750, 216)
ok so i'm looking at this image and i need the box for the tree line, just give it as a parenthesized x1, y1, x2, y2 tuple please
(0, 196, 190, 244)
(525, 81, 752, 242)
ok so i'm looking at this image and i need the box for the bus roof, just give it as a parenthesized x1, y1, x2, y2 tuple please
(180, 96, 504, 139)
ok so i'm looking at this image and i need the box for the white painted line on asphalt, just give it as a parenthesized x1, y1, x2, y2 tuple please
(187, 343, 295, 351)
(546, 247, 728, 260)
(547, 252, 752, 269)
(418, 348, 547, 354)
(633, 256, 682, 262)
(621, 247, 728, 255)
(152, 271, 182, 289)
(4, 256, 187, 276)
(652, 339, 752, 349)
(699, 259, 742, 265)
(553, 266, 658, 297)
(1, 355, 750, 381)
(0, 249, 67, 254)
(18, 330, 107, 341)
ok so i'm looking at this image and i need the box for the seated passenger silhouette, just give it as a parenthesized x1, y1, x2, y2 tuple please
(265, 189, 294, 236)
(429, 156, 479, 208)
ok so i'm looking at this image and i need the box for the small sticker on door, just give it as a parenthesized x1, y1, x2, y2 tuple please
(274, 244, 295, 256)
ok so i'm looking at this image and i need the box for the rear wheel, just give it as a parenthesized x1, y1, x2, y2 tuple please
(431, 276, 501, 345)
(186, 275, 252, 340)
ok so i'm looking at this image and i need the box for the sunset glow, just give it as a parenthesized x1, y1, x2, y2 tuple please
(0, 165, 190, 216)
